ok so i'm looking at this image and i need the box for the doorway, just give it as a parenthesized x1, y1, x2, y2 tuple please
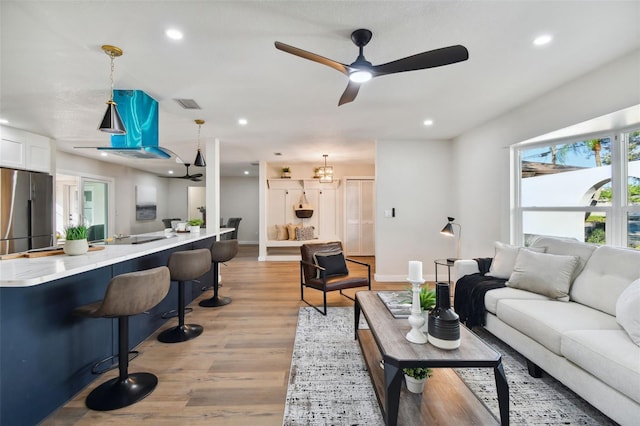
(56, 173, 113, 241)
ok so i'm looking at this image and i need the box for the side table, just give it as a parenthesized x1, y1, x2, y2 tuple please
(434, 258, 455, 283)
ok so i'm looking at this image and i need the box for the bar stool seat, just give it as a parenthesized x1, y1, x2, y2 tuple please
(199, 239, 238, 307)
(73, 266, 171, 411)
(158, 248, 211, 343)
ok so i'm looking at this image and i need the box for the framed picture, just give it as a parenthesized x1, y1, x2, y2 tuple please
(136, 185, 157, 220)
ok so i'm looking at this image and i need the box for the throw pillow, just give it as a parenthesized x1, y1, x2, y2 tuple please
(295, 226, 315, 241)
(616, 278, 640, 346)
(313, 250, 348, 279)
(506, 250, 579, 301)
(287, 223, 302, 241)
(487, 241, 545, 279)
(275, 224, 288, 241)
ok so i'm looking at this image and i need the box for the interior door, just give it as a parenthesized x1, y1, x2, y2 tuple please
(345, 178, 375, 255)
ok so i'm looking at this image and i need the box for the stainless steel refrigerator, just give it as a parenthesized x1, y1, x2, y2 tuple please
(0, 167, 54, 255)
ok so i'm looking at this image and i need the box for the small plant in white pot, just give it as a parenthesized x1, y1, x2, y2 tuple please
(403, 367, 433, 393)
(188, 218, 203, 232)
(63, 225, 89, 255)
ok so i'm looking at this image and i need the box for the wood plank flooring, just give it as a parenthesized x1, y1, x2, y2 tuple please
(42, 245, 401, 425)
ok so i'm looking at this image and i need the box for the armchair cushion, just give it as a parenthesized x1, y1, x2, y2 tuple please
(313, 250, 348, 278)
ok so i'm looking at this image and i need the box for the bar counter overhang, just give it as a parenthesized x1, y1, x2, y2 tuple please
(0, 228, 232, 426)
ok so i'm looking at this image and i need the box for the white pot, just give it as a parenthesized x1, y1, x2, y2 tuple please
(189, 225, 200, 233)
(64, 239, 89, 256)
(404, 375, 427, 394)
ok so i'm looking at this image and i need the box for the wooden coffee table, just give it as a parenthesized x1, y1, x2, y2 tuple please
(355, 291, 508, 426)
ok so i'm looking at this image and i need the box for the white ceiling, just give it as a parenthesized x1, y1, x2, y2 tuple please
(1, 1, 639, 177)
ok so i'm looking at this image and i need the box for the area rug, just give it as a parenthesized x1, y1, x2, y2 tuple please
(283, 306, 615, 426)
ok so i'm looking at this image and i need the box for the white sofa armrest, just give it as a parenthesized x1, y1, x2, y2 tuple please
(453, 260, 481, 284)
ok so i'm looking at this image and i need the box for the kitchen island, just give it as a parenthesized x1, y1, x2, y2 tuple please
(0, 228, 232, 426)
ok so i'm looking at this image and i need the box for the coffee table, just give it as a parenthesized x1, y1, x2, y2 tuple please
(355, 291, 508, 426)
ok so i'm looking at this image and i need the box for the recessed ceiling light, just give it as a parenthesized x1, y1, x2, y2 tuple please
(238, 118, 248, 126)
(168, 170, 174, 175)
(244, 171, 250, 175)
(100, 152, 108, 157)
(423, 119, 434, 126)
(0, 118, 8, 124)
(533, 34, 553, 46)
(165, 28, 183, 40)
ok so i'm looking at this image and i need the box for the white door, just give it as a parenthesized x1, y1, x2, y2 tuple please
(345, 178, 375, 255)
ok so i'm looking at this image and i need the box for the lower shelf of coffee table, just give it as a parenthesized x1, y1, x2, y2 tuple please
(358, 329, 499, 425)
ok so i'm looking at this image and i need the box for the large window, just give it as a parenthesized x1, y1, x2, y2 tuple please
(514, 129, 639, 249)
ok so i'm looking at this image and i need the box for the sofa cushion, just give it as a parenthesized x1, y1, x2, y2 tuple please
(616, 278, 640, 346)
(496, 299, 620, 355)
(530, 236, 597, 280)
(570, 245, 640, 315)
(561, 329, 640, 403)
(506, 250, 578, 301)
(487, 241, 545, 279)
(484, 287, 550, 315)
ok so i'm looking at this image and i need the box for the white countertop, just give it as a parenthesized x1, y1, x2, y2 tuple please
(0, 228, 232, 287)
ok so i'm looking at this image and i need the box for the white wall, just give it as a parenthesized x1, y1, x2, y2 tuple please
(375, 139, 454, 281)
(220, 176, 259, 244)
(374, 49, 639, 279)
(452, 48, 640, 258)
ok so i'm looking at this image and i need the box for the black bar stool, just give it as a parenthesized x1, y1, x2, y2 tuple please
(199, 239, 238, 307)
(158, 248, 211, 343)
(73, 266, 171, 411)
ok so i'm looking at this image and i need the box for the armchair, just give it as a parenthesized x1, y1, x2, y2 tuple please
(299, 241, 371, 315)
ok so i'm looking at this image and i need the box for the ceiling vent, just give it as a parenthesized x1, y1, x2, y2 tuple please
(174, 98, 201, 109)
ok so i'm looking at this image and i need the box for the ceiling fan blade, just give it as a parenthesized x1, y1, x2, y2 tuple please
(372, 45, 469, 76)
(275, 41, 349, 76)
(338, 81, 361, 106)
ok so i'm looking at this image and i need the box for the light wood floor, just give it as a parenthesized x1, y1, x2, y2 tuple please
(42, 245, 402, 425)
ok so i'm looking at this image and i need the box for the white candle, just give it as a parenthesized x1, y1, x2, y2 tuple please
(408, 260, 422, 281)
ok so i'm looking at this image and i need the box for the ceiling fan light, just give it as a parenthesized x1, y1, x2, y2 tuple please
(349, 70, 372, 83)
(194, 148, 206, 167)
(98, 100, 126, 134)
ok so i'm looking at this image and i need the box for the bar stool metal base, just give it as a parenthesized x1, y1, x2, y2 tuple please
(160, 307, 192, 319)
(157, 324, 203, 343)
(199, 295, 232, 307)
(85, 373, 158, 411)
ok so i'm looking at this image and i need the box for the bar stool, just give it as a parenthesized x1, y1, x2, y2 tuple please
(157, 248, 211, 343)
(199, 239, 238, 307)
(73, 266, 171, 411)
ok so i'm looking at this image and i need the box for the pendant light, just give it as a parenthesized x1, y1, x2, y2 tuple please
(318, 154, 333, 183)
(98, 45, 126, 134)
(193, 119, 206, 167)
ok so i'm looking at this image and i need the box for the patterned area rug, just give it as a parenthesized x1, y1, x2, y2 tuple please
(283, 307, 615, 426)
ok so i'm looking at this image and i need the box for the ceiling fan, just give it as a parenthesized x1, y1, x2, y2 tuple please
(275, 29, 469, 106)
(162, 163, 203, 182)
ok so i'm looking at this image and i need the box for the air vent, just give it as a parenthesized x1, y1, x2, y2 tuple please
(174, 98, 201, 109)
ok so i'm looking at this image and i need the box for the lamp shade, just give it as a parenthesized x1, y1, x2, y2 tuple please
(440, 222, 454, 236)
(194, 148, 206, 167)
(98, 100, 126, 134)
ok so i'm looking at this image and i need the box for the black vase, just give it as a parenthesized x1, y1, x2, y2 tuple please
(428, 282, 461, 349)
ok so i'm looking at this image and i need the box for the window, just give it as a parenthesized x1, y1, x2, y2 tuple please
(514, 129, 639, 249)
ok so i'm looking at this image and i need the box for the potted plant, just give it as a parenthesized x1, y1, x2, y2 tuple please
(281, 167, 291, 178)
(403, 367, 433, 393)
(188, 218, 204, 232)
(63, 224, 89, 255)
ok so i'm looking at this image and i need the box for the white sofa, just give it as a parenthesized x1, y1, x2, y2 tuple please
(453, 236, 640, 426)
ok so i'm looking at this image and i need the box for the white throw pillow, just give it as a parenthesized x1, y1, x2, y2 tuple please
(506, 250, 578, 301)
(616, 278, 640, 346)
(488, 241, 545, 279)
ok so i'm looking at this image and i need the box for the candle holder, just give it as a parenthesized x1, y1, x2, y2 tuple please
(405, 278, 428, 344)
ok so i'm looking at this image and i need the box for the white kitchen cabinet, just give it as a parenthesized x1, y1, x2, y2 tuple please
(0, 126, 51, 173)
